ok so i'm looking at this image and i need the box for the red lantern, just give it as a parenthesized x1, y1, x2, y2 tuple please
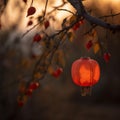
(71, 57, 100, 96)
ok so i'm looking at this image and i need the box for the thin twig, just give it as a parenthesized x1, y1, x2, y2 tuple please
(21, 0, 49, 39)
(83, 24, 97, 35)
(57, 8, 75, 15)
(47, 1, 67, 15)
(99, 12, 120, 19)
(30, 0, 33, 6)
(21, 23, 40, 38)
(44, 0, 48, 17)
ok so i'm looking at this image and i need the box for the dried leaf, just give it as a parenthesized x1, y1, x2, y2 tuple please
(23, 95, 28, 103)
(62, 17, 67, 28)
(33, 34, 41, 42)
(27, 6, 36, 17)
(52, 67, 63, 78)
(67, 32, 75, 42)
(19, 81, 26, 93)
(23, 0, 27, 4)
(28, 82, 40, 90)
(79, 20, 84, 24)
(93, 43, 100, 54)
(57, 50, 65, 67)
(92, 29, 97, 36)
(17, 97, 24, 107)
(91, 29, 98, 43)
(17, 95, 28, 107)
(86, 40, 93, 50)
(72, 22, 80, 31)
(21, 58, 31, 69)
(44, 20, 50, 29)
(103, 52, 111, 62)
(47, 65, 54, 75)
(69, 15, 76, 24)
(27, 20, 33, 26)
(34, 72, 42, 79)
(25, 89, 33, 96)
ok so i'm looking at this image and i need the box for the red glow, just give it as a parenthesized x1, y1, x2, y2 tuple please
(71, 58, 100, 87)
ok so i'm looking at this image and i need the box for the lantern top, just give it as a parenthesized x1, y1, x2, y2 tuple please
(80, 57, 90, 60)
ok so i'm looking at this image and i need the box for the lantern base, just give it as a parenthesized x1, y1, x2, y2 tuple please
(80, 86, 92, 96)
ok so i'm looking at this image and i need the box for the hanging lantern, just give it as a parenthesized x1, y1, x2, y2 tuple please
(71, 57, 100, 96)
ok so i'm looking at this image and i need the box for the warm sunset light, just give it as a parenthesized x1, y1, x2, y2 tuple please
(2, 0, 120, 31)
(1, 0, 74, 31)
(71, 58, 100, 96)
(1, 0, 120, 119)
(71, 58, 100, 87)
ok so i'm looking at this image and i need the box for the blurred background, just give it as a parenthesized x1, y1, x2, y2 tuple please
(0, 0, 120, 120)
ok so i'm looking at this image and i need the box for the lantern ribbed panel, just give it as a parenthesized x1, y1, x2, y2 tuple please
(71, 58, 100, 87)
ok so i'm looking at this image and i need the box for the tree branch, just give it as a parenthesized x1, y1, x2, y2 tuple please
(68, 0, 120, 31)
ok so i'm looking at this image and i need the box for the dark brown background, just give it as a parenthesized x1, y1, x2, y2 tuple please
(0, 0, 120, 120)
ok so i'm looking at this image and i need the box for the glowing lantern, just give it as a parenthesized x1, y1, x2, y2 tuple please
(71, 57, 100, 96)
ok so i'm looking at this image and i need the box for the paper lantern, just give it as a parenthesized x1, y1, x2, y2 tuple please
(71, 57, 100, 96)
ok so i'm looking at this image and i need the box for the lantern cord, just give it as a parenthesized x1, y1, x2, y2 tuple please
(81, 86, 92, 96)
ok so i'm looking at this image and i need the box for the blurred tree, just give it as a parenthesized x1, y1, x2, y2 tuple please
(0, 0, 120, 110)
